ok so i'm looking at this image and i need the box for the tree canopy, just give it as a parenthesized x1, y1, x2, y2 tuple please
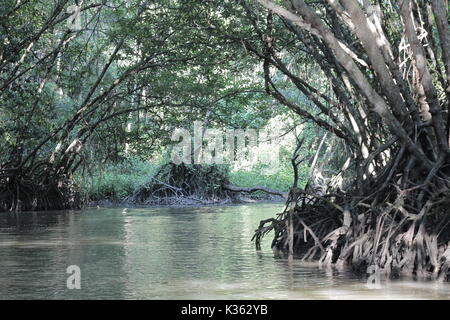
(1, 0, 449, 280)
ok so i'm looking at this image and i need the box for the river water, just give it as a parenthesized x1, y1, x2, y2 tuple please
(0, 203, 448, 299)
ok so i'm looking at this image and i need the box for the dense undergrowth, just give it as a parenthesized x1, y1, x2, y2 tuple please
(77, 156, 298, 204)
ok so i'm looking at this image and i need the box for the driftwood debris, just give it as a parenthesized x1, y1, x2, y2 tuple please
(224, 184, 287, 198)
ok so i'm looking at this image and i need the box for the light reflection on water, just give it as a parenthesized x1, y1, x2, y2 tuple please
(0, 203, 449, 300)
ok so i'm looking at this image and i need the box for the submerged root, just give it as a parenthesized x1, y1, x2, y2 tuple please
(254, 154, 450, 281)
(125, 163, 238, 205)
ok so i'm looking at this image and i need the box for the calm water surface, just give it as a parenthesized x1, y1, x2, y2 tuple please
(0, 203, 449, 299)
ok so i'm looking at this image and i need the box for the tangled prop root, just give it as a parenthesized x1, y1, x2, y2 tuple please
(0, 172, 82, 212)
(254, 156, 450, 281)
(125, 163, 237, 205)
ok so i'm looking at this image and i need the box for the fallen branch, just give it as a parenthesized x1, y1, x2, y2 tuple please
(224, 184, 288, 198)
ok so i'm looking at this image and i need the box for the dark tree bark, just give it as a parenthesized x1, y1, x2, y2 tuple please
(252, 0, 450, 280)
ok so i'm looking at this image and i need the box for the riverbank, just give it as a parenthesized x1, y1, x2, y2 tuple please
(78, 159, 295, 206)
(80, 162, 291, 209)
(87, 194, 285, 209)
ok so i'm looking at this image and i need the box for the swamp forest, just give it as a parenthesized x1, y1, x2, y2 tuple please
(0, 0, 450, 300)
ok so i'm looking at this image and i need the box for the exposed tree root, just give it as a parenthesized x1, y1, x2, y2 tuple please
(254, 151, 450, 281)
(126, 163, 287, 206)
(125, 163, 238, 205)
(0, 171, 82, 212)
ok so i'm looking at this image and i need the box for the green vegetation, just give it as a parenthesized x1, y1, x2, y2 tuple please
(79, 160, 297, 203)
(1, 0, 449, 280)
(78, 153, 299, 203)
(77, 157, 159, 202)
(229, 166, 294, 195)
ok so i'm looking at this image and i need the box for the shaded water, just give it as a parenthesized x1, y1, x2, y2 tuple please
(0, 203, 449, 299)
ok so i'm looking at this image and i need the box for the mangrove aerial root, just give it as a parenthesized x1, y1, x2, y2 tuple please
(254, 149, 450, 281)
(0, 171, 82, 212)
(125, 163, 237, 205)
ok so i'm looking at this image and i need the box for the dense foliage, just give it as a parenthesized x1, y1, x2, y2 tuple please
(1, 0, 449, 279)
